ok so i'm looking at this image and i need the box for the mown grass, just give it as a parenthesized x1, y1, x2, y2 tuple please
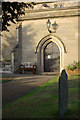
(0, 78, 12, 83)
(0, 75, 12, 83)
(2, 79, 12, 83)
(2, 75, 79, 118)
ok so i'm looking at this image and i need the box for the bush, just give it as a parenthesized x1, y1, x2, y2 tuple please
(67, 65, 76, 70)
(75, 61, 80, 69)
(67, 61, 80, 70)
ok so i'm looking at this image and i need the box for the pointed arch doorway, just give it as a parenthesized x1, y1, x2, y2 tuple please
(44, 41, 60, 73)
(36, 35, 66, 74)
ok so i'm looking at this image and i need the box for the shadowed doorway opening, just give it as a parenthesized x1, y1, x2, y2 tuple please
(44, 42, 60, 73)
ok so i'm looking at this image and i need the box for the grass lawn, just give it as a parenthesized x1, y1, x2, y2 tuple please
(0, 75, 12, 83)
(0, 73, 13, 83)
(0, 79, 11, 83)
(0, 78, 12, 83)
(2, 75, 79, 118)
(1, 79, 12, 83)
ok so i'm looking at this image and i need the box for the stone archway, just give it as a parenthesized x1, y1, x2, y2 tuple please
(36, 34, 67, 74)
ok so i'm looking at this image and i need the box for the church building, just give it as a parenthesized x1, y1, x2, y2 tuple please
(2, 0, 80, 74)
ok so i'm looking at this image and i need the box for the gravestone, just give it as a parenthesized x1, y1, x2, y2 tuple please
(59, 69, 68, 117)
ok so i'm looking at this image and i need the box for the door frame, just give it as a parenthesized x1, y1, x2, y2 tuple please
(36, 34, 67, 74)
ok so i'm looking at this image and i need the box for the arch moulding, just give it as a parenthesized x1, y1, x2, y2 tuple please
(36, 34, 67, 74)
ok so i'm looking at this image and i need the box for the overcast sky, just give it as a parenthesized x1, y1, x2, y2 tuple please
(1, 0, 80, 2)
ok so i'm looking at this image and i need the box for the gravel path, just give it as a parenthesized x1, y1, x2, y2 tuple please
(2, 74, 56, 106)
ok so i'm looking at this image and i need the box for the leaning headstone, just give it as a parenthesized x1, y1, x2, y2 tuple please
(59, 69, 68, 117)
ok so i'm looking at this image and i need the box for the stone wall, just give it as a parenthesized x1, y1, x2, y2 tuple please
(1, 22, 17, 61)
(22, 16, 78, 70)
(12, 23, 22, 73)
(20, 0, 79, 73)
(78, 17, 80, 61)
(1, 1, 80, 73)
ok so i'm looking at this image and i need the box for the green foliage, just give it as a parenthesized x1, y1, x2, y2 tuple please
(67, 65, 75, 70)
(2, 79, 12, 83)
(73, 60, 76, 65)
(67, 61, 80, 70)
(75, 61, 80, 69)
(2, 2, 35, 31)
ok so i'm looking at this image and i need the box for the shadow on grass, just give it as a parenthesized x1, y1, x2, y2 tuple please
(2, 76, 79, 118)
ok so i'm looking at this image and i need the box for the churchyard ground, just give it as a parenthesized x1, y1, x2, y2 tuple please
(2, 75, 79, 118)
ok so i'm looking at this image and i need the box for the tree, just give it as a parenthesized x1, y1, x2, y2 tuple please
(2, 2, 35, 31)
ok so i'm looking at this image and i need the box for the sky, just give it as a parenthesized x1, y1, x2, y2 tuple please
(1, 0, 80, 2)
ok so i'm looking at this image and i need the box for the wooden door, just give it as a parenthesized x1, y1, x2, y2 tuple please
(44, 42, 60, 72)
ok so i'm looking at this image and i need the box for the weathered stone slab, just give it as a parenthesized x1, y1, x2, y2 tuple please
(59, 69, 68, 117)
